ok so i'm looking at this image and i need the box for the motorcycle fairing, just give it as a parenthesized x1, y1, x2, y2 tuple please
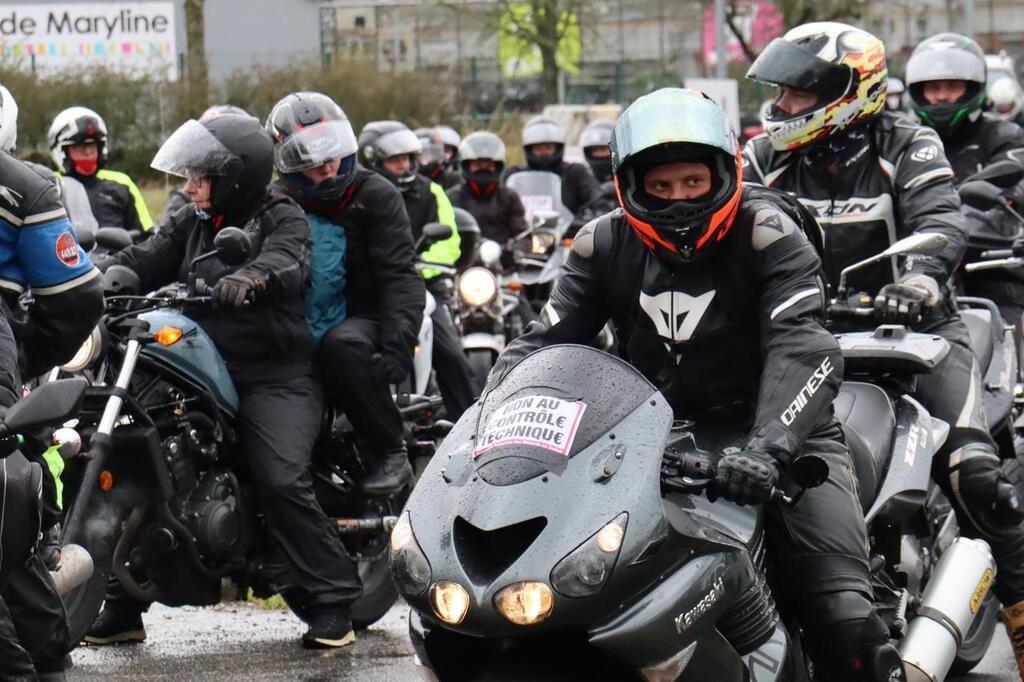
(137, 310, 240, 417)
(960, 299, 1016, 437)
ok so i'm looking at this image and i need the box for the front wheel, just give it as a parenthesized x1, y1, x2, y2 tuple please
(465, 349, 495, 394)
(350, 554, 398, 630)
(950, 592, 1000, 674)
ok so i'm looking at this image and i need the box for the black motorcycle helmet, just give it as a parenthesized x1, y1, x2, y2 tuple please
(906, 33, 987, 138)
(266, 92, 359, 205)
(150, 115, 273, 220)
(522, 116, 566, 172)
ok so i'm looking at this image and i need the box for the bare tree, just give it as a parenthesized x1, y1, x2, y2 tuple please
(184, 0, 209, 112)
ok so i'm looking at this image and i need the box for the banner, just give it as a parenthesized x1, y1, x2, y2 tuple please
(702, 0, 783, 68)
(499, 3, 580, 79)
(0, 3, 178, 79)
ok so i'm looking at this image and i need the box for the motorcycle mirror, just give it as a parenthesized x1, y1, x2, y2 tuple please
(95, 227, 133, 253)
(416, 222, 453, 254)
(76, 228, 96, 252)
(881, 232, 949, 258)
(958, 181, 1008, 211)
(453, 208, 480, 236)
(213, 227, 252, 266)
(2, 378, 87, 435)
(102, 265, 141, 296)
(965, 160, 1024, 189)
(789, 455, 829, 490)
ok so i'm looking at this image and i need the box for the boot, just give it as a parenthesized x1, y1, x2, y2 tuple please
(360, 446, 412, 495)
(83, 604, 146, 645)
(1003, 601, 1024, 681)
(301, 604, 355, 650)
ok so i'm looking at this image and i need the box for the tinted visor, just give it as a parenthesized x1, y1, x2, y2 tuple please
(747, 38, 852, 102)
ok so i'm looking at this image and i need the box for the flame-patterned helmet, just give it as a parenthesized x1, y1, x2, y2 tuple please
(747, 22, 887, 152)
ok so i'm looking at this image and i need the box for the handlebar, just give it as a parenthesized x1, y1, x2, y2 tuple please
(661, 450, 801, 506)
(965, 257, 1024, 272)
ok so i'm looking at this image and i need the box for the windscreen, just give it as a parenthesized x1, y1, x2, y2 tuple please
(506, 171, 573, 230)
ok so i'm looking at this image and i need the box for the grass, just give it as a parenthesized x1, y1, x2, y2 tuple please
(246, 588, 288, 611)
(141, 181, 172, 222)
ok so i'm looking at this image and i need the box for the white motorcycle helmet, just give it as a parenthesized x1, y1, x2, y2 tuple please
(0, 85, 18, 153)
(48, 106, 109, 174)
(989, 77, 1023, 122)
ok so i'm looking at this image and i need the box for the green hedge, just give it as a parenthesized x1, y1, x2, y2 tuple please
(1, 60, 471, 182)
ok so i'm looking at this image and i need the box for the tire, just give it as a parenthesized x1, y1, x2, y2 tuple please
(950, 593, 1000, 674)
(350, 554, 398, 630)
(62, 531, 116, 645)
(465, 349, 494, 394)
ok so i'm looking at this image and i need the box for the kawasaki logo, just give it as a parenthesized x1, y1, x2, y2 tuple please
(781, 357, 834, 426)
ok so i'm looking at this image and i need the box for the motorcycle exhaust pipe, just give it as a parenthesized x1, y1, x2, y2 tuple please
(898, 537, 996, 681)
(49, 544, 94, 596)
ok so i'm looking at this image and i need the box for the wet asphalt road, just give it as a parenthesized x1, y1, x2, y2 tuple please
(68, 601, 1018, 681)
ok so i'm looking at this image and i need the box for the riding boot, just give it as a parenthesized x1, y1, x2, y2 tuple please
(360, 445, 412, 495)
(1002, 600, 1024, 681)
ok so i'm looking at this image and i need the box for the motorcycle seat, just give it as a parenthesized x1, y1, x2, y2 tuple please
(961, 307, 994, 375)
(833, 382, 895, 511)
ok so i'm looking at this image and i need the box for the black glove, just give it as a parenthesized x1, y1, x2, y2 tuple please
(956, 452, 1024, 528)
(873, 274, 941, 325)
(212, 270, 265, 308)
(713, 449, 780, 506)
(371, 352, 411, 385)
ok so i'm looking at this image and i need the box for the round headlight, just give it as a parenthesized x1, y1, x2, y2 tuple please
(430, 580, 470, 625)
(479, 240, 503, 267)
(458, 267, 498, 307)
(494, 581, 553, 626)
(60, 326, 103, 372)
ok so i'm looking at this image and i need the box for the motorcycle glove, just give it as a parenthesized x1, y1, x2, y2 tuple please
(370, 351, 411, 385)
(213, 270, 265, 308)
(713, 449, 780, 506)
(953, 450, 1024, 529)
(873, 274, 941, 326)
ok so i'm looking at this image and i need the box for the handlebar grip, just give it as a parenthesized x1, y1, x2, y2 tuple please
(981, 249, 1014, 259)
(965, 257, 1024, 272)
(194, 280, 213, 296)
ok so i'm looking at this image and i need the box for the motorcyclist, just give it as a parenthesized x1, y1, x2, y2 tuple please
(0, 86, 104, 680)
(267, 92, 424, 494)
(886, 76, 908, 112)
(743, 22, 1024, 675)
(447, 131, 529, 249)
(905, 33, 1024, 338)
(505, 115, 601, 215)
(436, 124, 462, 172)
(161, 104, 253, 222)
(360, 120, 476, 419)
(489, 87, 903, 682)
(415, 127, 462, 190)
(47, 107, 153, 238)
(989, 78, 1024, 128)
(572, 121, 618, 234)
(86, 114, 362, 650)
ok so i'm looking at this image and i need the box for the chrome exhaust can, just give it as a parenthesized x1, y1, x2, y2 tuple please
(898, 537, 996, 682)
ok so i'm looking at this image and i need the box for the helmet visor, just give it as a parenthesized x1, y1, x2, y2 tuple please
(375, 129, 422, 159)
(274, 119, 358, 173)
(906, 47, 986, 86)
(747, 38, 851, 102)
(460, 134, 507, 163)
(418, 137, 446, 166)
(612, 89, 738, 170)
(151, 120, 242, 178)
(523, 119, 567, 146)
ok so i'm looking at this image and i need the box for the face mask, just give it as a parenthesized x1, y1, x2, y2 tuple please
(527, 153, 562, 172)
(73, 158, 98, 176)
(587, 157, 614, 183)
(467, 170, 500, 199)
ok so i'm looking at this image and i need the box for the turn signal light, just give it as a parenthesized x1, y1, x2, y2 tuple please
(430, 581, 470, 625)
(154, 326, 184, 346)
(494, 581, 553, 625)
(98, 470, 114, 491)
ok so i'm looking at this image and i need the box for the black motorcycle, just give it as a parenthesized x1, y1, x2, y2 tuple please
(57, 228, 446, 643)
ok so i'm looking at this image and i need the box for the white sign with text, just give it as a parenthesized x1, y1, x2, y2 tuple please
(474, 396, 587, 457)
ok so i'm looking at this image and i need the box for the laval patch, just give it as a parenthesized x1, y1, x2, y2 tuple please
(55, 231, 80, 267)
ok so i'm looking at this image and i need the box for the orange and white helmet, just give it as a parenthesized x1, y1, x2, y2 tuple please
(747, 22, 887, 152)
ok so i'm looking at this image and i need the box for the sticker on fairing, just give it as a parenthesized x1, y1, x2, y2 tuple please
(520, 194, 554, 223)
(474, 396, 587, 457)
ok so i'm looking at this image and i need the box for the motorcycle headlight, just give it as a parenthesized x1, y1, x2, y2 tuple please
(493, 581, 554, 626)
(431, 580, 471, 625)
(479, 240, 503, 268)
(60, 326, 103, 372)
(550, 513, 627, 598)
(389, 513, 432, 596)
(458, 267, 498, 307)
(530, 230, 557, 255)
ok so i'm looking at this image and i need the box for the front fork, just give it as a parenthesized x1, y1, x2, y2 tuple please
(63, 338, 142, 542)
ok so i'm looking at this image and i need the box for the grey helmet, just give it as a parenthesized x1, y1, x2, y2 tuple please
(459, 131, 507, 199)
(522, 116, 566, 171)
(579, 120, 615, 182)
(989, 77, 1023, 122)
(435, 124, 462, 170)
(906, 33, 987, 137)
(357, 120, 422, 191)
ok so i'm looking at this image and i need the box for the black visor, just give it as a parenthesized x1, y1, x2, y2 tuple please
(747, 38, 852, 102)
